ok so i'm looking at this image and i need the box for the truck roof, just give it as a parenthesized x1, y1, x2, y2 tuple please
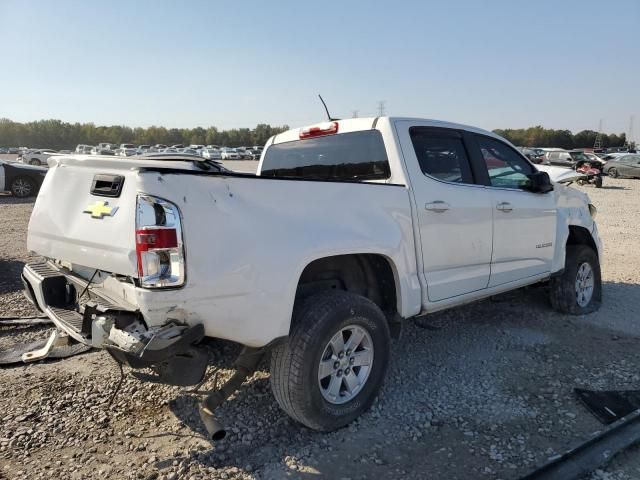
(270, 116, 502, 145)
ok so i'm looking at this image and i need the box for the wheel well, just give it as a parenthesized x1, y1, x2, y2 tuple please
(296, 254, 398, 318)
(567, 225, 597, 253)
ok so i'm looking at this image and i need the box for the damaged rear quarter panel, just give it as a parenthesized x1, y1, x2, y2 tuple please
(134, 170, 421, 347)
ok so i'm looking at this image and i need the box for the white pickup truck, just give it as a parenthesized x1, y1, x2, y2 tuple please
(22, 117, 602, 438)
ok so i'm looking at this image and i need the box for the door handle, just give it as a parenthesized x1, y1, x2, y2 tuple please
(425, 201, 450, 212)
(496, 202, 513, 212)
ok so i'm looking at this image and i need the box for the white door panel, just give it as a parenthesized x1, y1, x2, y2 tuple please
(395, 121, 493, 303)
(488, 188, 556, 286)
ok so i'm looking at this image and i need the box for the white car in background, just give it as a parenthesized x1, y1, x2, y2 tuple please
(116, 144, 137, 156)
(201, 148, 222, 160)
(20, 149, 58, 166)
(220, 147, 241, 160)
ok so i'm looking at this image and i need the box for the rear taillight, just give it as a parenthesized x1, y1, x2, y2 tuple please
(135, 195, 185, 288)
(299, 121, 339, 139)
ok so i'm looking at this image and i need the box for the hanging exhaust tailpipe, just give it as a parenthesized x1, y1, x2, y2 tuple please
(199, 404, 227, 441)
(199, 346, 264, 441)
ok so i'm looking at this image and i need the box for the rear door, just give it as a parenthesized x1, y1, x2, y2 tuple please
(470, 134, 557, 287)
(396, 122, 493, 302)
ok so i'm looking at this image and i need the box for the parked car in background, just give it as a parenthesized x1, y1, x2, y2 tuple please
(91, 147, 116, 156)
(152, 144, 168, 151)
(171, 144, 185, 149)
(179, 148, 200, 156)
(584, 152, 606, 165)
(0, 147, 8, 154)
(518, 147, 546, 164)
(75, 144, 90, 154)
(116, 144, 137, 156)
(19, 149, 58, 166)
(220, 147, 241, 160)
(602, 154, 640, 178)
(7, 147, 20, 154)
(245, 148, 262, 160)
(136, 145, 151, 155)
(235, 147, 253, 159)
(545, 150, 587, 167)
(201, 148, 222, 160)
(0, 159, 47, 197)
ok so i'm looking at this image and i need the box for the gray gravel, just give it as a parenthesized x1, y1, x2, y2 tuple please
(1, 176, 640, 479)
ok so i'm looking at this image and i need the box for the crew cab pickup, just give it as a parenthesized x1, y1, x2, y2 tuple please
(22, 117, 602, 438)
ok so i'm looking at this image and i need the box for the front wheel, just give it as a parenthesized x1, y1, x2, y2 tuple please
(29, 159, 41, 166)
(270, 290, 391, 431)
(550, 245, 601, 314)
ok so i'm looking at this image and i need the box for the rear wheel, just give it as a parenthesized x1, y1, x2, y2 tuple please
(550, 245, 601, 314)
(29, 159, 41, 166)
(10, 177, 35, 197)
(608, 167, 619, 178)
(270, 290, 391, 431)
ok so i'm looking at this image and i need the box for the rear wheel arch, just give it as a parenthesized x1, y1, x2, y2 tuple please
(292, 253, 400, 332)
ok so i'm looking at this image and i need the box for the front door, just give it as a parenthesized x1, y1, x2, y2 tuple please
(472, 135, 557, 286)
(396, 123, 493, 302)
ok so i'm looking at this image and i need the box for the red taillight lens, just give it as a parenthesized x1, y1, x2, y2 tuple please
(299, 121, 339, 139)
(136, 228, 178, 250)
(135, 195, 185, 288)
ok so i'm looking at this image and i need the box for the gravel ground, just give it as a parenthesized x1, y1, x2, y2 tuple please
(1, 174, 639, 480)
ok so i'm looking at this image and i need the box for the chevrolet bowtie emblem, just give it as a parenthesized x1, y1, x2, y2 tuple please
(83, 200, 118, 219)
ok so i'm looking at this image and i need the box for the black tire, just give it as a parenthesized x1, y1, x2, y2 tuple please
(608, 167, 619, 178)
(10, 177, 35, 198)
(550, 245, 601, 314)
(594, 176, 603, 188)
(29, 159, 41, 166)
(270, 290, 391, 431)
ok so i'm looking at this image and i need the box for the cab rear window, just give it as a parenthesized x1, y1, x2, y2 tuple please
(260, 130, 390, 181)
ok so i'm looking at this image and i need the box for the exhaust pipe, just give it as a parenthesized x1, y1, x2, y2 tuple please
(199, 403, 227, 441)
(198, 346, 264, 440)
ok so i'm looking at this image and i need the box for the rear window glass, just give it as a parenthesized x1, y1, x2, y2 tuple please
(260, 130, 390, 181)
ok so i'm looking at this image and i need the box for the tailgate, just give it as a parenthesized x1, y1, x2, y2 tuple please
(27, 161, 138, 276)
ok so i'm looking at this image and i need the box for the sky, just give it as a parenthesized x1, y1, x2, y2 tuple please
(1, 0, 638, 137)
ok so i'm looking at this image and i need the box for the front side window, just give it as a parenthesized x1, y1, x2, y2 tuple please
(409, 129, 473, 184)
(261, 130, 390, 181)
(476, 136, 533, 190)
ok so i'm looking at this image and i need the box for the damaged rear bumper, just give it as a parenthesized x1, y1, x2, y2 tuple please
(21, 262, 205, 375)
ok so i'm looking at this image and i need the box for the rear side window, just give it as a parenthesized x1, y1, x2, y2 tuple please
(260, 130, 390, 181)
(409, 128, 474, 184)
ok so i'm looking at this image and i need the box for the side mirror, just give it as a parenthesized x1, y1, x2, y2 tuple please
(527, 171, 554, 193)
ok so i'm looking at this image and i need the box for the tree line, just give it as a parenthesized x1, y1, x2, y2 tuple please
(0, 118, 631, 151)
(493, 126, 630, 150)
(0, 118, 290, 150)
